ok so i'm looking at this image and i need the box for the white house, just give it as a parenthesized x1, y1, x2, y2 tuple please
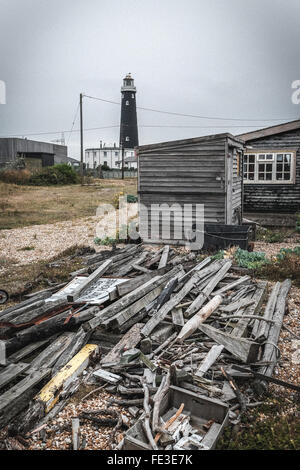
(85, 142, 136, 169)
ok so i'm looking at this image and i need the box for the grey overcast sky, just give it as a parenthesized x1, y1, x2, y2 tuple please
(0, 0, 300, 159)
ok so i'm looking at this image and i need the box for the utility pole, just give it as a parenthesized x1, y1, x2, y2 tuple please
(121, 145, 125, 180)
(80, 93, 84, 182)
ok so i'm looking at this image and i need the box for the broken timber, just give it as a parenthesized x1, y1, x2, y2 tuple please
(198, 324, 260, 363)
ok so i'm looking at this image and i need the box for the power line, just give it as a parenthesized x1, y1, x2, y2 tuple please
(83, 94, 299, 123)
(0, 123, 276, 139)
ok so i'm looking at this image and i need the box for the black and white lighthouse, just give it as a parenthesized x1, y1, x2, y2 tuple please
(119, 73, 139, 149)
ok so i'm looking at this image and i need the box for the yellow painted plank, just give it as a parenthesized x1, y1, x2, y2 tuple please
(36, 344, 99, 413)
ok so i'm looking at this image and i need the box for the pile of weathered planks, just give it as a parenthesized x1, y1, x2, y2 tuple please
(0, 244, 296, 450)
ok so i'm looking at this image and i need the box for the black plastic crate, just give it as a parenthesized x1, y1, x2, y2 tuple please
(191, 224, 251, 251)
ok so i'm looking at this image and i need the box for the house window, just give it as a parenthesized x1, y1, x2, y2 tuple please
(132, 94, 135, 99)
(103, 151, 107, 157)
(126, 101, 129, 106)
(115, 152, 119, 156)
(244, 151, 295, 184)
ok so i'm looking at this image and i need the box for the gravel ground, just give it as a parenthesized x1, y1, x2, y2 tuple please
(27, 389, 132, 451)
(255, 240, 300, 258)
(0, 204, 138, 273)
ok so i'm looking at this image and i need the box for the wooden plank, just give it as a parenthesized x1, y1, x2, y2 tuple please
(114, 252, 148, 277)
(219, 298, 255, 313)
(0, 362, 30, 391)
(51, 327, 91, 376)
(72, 418, 80, 450)
(158, 245, 170, 269)
(30, 332, 75, 370)
(36, 344, 99, 413)
(67, 259, 113, 302)
(198, 324, 260, 364)
(5, 310, 75, 356)
(172, 308, 184, 328)
(7, 337, 55, 363)
(231, 281, 267, 338)
(104, 285, 164, 330)
(0, 368, 51, 423)
(93, 369, 122, 384)
(85, 265, 183, 331)
(194, 345, 224, 378)
(141, 270, 204, 338)
(253, 279, 292, 395)
(101, 323, 144, 365)
(185, 261, 232, 318)
(213, 276, 251, 296)
(252, 282, 280, 339)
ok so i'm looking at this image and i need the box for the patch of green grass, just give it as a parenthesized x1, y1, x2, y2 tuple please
(258, 252, 300, 287)
(256, 228, 291, 243)
(212, 248, 269, 269)
(0, 179, 137, 230)
(217, 397, 300, 450)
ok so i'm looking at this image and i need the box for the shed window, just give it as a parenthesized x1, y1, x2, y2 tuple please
(244, 151, 295, 184)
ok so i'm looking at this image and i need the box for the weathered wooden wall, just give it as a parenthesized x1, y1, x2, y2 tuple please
(243, 128, 300, 213)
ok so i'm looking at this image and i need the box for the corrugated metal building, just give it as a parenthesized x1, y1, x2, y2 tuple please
(137, 133, 244, 245)
(0, 138, 68, 169)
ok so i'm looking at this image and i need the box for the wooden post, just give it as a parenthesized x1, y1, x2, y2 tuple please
(80, 93, 84, 183)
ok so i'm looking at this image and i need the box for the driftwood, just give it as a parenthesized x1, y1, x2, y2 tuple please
(152, 371, 171, 432)
(177, 295, 223, 342)
(142, 383, 158, 450)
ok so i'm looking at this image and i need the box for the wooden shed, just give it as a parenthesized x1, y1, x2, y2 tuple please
(137, 133, 244, 245)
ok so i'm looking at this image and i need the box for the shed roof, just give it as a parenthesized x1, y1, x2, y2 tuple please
(137, 132, 244, 152)
(237, 119, 300, 142)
